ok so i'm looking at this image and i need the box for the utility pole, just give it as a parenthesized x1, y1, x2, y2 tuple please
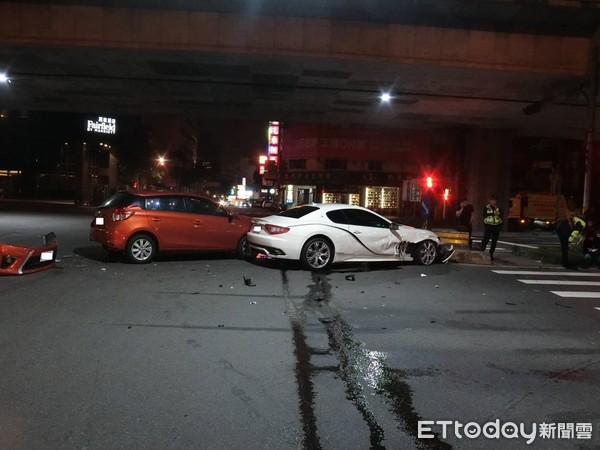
(583, 46, 598, 213)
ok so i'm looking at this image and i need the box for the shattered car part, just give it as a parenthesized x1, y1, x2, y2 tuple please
(0, 232, 57, 275)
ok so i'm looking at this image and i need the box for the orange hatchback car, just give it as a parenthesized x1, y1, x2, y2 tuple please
(90, 192, 252, 263)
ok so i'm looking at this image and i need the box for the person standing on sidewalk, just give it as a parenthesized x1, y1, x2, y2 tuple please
(582, 223, 599, 268)
(456, 197, 474, 230)
(481, 195, 503, 261)
(420, 190, 434, 229)
(456, 197, 475, 249)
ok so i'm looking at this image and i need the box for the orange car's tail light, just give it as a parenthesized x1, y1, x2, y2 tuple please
(112, 208, 135, 221)
(264, 224, 290, 235)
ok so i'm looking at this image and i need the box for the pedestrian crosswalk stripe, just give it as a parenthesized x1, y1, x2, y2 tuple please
(518, 280, 600, 286)
(492, 269, 600, 303)
(550, 292, 600, 298)
(493, 270, 600, 277)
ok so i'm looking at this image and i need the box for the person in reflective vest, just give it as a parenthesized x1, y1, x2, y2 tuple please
(555, 211, 586, 269)
(582, 220, 599, 268)
(481, 195, 503, 261)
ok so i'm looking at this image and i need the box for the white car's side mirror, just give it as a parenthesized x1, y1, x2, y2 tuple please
(390, 222, 400, 230)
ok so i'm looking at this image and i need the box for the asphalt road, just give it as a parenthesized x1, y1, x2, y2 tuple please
(1, 211, 600, 450)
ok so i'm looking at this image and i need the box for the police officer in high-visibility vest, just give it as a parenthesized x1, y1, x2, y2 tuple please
(555, 211, 586, 269)
(481, 195, 503, 261)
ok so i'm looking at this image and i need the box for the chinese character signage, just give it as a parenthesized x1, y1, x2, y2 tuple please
(267, 121, 280, 163)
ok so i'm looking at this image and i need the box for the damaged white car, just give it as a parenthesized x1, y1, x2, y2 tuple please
(247, 204, 454, 270)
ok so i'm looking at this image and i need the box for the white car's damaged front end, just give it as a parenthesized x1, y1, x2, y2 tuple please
(397, 225, 454, 265)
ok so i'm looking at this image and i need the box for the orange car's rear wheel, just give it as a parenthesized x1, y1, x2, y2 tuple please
(126, 234, 156, 264)
(237, 235, 251, 260)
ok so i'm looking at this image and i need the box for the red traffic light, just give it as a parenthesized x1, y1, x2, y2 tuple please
(443, 188, 450, 201)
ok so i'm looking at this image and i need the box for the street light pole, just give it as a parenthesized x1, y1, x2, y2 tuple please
(583, 46, 598, 214)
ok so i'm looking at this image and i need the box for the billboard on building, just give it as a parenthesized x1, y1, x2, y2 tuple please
(282, 124, 429, 163)
(86, 116, 116, 135)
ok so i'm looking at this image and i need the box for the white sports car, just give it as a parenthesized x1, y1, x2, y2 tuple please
(247, 203, 454, 270)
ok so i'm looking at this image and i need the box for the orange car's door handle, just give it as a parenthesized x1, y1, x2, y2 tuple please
(193, 220, 203, 227)
(151, 217, 161, 222)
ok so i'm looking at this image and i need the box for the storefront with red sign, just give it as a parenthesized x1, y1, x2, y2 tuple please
(280, 124, 431, 214)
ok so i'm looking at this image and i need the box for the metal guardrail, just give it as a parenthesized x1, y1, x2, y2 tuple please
(433, 229, 475, 249)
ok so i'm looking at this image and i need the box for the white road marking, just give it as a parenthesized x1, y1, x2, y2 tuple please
(518, 280, 600, 286)
(493, 270, 600, 277)
(551, 291, 600, 298)
(496, 240, 539, 249)
(494, 269, 600, 304)
(595, 307, 600, 311)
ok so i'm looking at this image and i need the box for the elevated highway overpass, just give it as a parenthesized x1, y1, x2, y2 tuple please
(0, 0, 599, 138)
(2, 0, 600, 215)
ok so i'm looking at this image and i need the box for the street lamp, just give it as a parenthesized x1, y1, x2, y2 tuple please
(0, 73, 10, 84)
(158, 156, 166, 166)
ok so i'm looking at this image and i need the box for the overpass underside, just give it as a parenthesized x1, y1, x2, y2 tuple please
(1, 1, 600, 216)
(0, 2, 595, 138)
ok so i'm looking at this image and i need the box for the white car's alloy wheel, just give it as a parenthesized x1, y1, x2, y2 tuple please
(415, 240, 437, 265)
(302, 238, 333, 270)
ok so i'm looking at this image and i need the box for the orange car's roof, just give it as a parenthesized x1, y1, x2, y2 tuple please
(121, 191, 215, 200)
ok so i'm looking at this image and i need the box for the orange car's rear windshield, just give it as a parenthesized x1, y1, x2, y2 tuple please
(99, 192, 144, 209)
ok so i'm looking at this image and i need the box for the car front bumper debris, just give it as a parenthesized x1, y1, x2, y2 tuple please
(439, 243, 455, 264)
(0, 232, 58, 275)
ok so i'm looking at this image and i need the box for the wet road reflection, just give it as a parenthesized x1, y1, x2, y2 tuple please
(281, 270, 451, 450)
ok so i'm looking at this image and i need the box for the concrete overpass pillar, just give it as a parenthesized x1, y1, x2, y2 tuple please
(465, 130, 513, 233)
(108, 152, 118, 196)
(584, 29, 600, 213)
(74, 141, 90, 206)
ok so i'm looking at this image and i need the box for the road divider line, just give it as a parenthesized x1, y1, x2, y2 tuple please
(496, 240, 539, 249)
(550, 291, 600, 298)
(493, 270, 600, 277)
(595, 307, 600, 311)
(518, 280, 600, 286)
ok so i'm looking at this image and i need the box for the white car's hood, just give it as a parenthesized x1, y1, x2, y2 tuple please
(398, 225, 441, 244)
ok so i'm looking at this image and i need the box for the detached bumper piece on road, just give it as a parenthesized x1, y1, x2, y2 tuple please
(0, 232, 57, 275)
(439, 244, 455, 264)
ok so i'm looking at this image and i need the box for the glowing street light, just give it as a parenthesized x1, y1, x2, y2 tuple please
(380, 92, 392, 103)
(158, 156, 166, 166)
(0, 73, 10, 84)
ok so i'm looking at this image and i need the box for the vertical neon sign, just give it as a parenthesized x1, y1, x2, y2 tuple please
(267, 121, 280, 164)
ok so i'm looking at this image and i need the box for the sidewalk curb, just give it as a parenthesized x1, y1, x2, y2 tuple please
(0, 199, 95, 215)
(451, 248, 562, 268)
